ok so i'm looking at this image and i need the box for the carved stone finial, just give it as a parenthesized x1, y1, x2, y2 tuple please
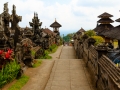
(4, 2, 8, 12)
(34, 12, 35, 17)
(36, 13, 38, 17)
(12, 4, 16, 14)
(13, 4, 16, 10)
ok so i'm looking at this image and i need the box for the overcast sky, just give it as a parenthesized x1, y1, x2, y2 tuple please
(0, 0, 120, 35)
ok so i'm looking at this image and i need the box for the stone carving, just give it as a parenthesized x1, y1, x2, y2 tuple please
(10, 4, 22, 48)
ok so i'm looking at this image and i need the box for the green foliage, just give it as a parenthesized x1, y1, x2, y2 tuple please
(32, 60, 42, 68)
(0, 60, 20, 88)
(8, 75, 29, 90)
(67, 33, 75, 40)
(63, 33, 75, 42)
(31, 50, 35, 57)
(48, 44, 58, 53)
(91, 36, 104, 46)
(39, 50, 52, 59)
(85, 30, 96, 37)
(39, 44, 58, 59)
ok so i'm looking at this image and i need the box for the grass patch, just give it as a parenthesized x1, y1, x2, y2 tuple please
(31, 50, 36, 57)
(47, 44, 58, 54)
(32, 60, 42, 68)
(48, 46, 58, 54)
(8, 75, 29, 90)
(0, 60, 20, 88)
(39, 50, 52, 59)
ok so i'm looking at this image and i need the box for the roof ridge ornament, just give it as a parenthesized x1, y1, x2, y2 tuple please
(55, 18, 56, 22)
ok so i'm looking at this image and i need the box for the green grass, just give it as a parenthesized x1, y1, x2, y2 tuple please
(32, 60, 42, 68)
(8, 75, 29, 90)
(31, 50, 36, 57)
(48, 44, 58, 54)
(48, 46, 58, 54)
(0, 60, 20, 88)
(39, 50, 52, 59)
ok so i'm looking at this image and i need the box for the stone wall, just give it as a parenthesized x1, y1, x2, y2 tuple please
(74, 38, 120, 90)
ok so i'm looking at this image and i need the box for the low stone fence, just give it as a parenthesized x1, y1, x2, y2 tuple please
(75, 38, 120, 90)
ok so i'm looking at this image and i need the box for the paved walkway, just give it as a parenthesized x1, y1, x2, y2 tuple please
(45, 46, 97, 90)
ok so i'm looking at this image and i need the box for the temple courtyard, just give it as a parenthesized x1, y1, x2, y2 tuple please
(4, 45, 97, 90)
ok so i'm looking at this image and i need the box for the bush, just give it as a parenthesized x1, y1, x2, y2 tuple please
(91, 36, 104, 46)
(38, 44, 58, 59)
(49, 44, 57, 52)
(39, 50, 52, 59)
(0, 60, 20, 88)
(48, 44, 58, 53)
(85, 30, 96, 37)
(31, 50, 35, 57)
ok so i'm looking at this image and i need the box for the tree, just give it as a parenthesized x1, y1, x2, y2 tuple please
(85, 30, 96, 37)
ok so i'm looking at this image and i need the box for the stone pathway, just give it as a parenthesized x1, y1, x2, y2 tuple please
(45, 46, 97, 90)
(1, 45, 97, 90)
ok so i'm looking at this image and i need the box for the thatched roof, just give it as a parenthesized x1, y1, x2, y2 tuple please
(115, 18, 120, 22)
(94, 24, 114, 36)
(97, 18, 114, 23)
(78, 27, 85, 32)
(103, 25, 120, 40)
(50, 19, 62, 27)
(98, 12, 113, 18)
(76, 27, 85, 35)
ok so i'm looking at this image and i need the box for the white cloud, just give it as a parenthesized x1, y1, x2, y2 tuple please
(0, 0, 120, 35)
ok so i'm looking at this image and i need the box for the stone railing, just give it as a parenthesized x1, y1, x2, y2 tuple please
(74, 37, 120, 90)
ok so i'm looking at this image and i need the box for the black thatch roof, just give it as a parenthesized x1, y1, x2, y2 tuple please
(76, 27, 85, 35)
(94, 24, 114, 36)
(115, 18, 120, 22)
(103, 25, 120, 40)
(97, 18, 114, 23)
(78, 27, 86, 32)
(50, 19, 62, 27)
(98, 12, 113, 18)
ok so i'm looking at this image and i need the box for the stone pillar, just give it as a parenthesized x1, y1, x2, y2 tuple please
(79, 39, 83, 45)
(87, 38, 96, 47)
(96, 45, 108, 59)
(82, 34, 88, 41)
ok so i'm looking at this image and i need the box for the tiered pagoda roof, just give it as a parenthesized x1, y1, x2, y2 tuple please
(98, 12, 113, 18)
(102, 17, 120, 40)
(97, 18, 114, 23)
(94, 12, 114, 36)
